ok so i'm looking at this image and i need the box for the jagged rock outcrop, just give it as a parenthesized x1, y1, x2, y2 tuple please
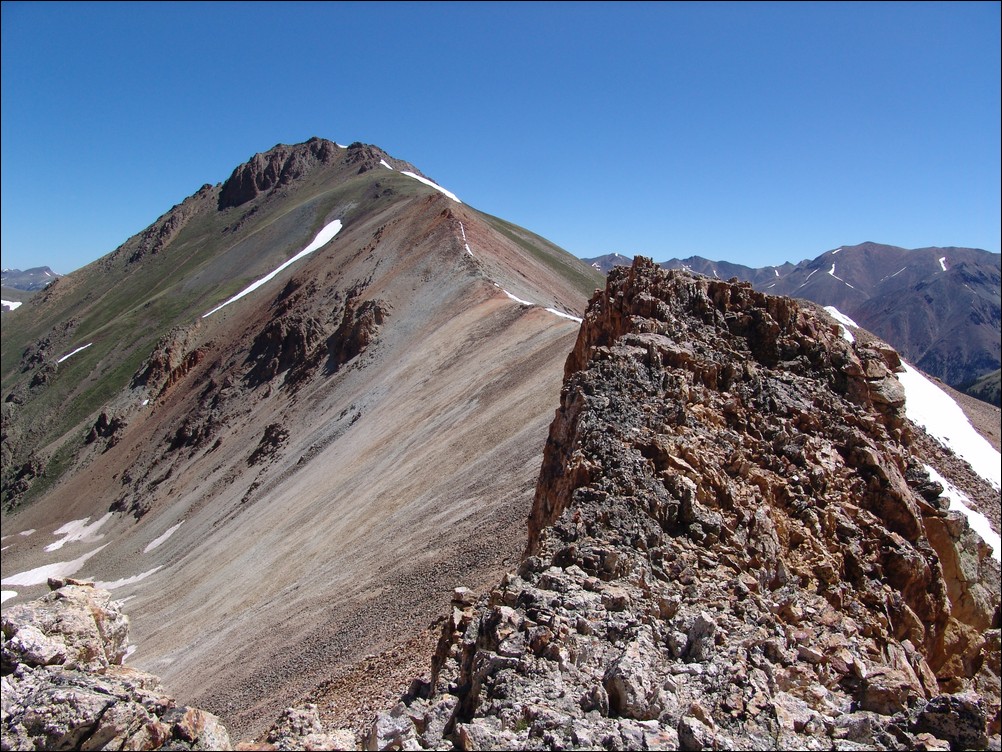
(84, 411, 126, 450)
(218, 138, 345, 209)
(327, 296, 388, 372)
(1, 579, 232, 751)
(369, 259, 1000, 750)
(131, 324, 207, 398)
(235, 704, 356, 751)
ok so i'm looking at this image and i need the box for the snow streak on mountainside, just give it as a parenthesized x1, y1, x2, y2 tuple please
(201, 219, 344, 317)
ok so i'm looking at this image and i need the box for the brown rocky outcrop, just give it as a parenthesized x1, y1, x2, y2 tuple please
(1, 579, 232, 750)
(217, 138, 345, 209)
(131, 324, 207, 399)
(326, 296, 388, 372)
(368, 259, 1001, 750)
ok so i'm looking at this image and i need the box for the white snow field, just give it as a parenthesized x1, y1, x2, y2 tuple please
(144, 521, 184, 553)
(824, 306, 858, 343)
(897, 363, 1001, 491)
(0, 545, 108, 587)
(924, 464, 1000, 563)
(44, 513, 113, 552)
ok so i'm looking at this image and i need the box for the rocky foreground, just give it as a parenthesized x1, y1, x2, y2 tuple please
(4, 260, 999, 751)
(1, 579, 232, 751)
(370, 260, 1000, 750)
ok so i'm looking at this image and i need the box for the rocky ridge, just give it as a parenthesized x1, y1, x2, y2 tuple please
(368, 259, 1001, 750)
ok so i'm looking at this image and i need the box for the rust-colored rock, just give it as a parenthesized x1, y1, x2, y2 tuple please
(370, 259, 1000, 750)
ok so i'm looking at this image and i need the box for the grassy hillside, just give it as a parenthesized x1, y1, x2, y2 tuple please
(964, 368, 1001, 407)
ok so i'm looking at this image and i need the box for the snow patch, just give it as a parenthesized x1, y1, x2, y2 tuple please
(832, 247, 842, 254)
(939, 256, 948, 272)
(93, 566, 163, 590)
(21, 529, 35, 537)
(898, 362, 1001, 490)
(45, 513, 113, 552)
(498, 286, 582, 323)
(823, 305, 860, 330)
(400, 171, 462, 203)
(502, 289, 533, 306)
(56, 343, 93, 363)
(826, 264, 856, 290)
(379, 159, 394, 170)
(1, 300, 22, 311)
(142, 399, 150, 406)
(885, 267, 907, 281)
(1, 545, 108, 586)
(1, 591, 17, 604)
(924, 465, 1000, 563)
(774, 269, 779, 277)
(459, 222, 474, 256)
(545, 308, 583, 323)
(123, 644, 138, 662)
(144, 522, 184, 553)
(203, 219, 343, 318)
(824, 305, 857, 343)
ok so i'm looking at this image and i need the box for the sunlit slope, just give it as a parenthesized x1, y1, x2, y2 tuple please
(1, 139, 601, 507)
(1, 138, 602, 737)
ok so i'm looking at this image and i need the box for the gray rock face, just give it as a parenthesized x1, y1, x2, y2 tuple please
(368, 260, 1001, 750)
(1, 579, 232, 751)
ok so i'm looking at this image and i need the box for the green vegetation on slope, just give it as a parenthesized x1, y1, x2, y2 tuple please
(963, 368, 1001, 407)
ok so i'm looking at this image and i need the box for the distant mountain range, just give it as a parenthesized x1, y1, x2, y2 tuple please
(2, 267, 62, 312)
(583, 243, 1002, 405)
(1, 266, 61, 291)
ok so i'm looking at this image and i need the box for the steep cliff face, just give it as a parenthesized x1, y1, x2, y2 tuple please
(370, 259, 1000, 750)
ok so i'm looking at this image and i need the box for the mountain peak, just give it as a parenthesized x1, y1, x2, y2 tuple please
(215, 137, 419, 211)
(217, 137, 348, 209)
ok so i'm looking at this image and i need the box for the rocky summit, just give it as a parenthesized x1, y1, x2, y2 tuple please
(368, 259, 1000, 751)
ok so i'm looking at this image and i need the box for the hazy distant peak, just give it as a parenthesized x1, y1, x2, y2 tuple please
(1, 267, 62, 291)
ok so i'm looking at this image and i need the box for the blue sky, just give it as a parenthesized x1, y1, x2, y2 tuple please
(2, 1, 999, 274)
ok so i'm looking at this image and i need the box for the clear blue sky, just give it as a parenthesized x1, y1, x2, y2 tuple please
(2, 1, 999, 274)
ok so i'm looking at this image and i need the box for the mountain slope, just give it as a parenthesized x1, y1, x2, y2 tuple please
(0, 138, 604, 737)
